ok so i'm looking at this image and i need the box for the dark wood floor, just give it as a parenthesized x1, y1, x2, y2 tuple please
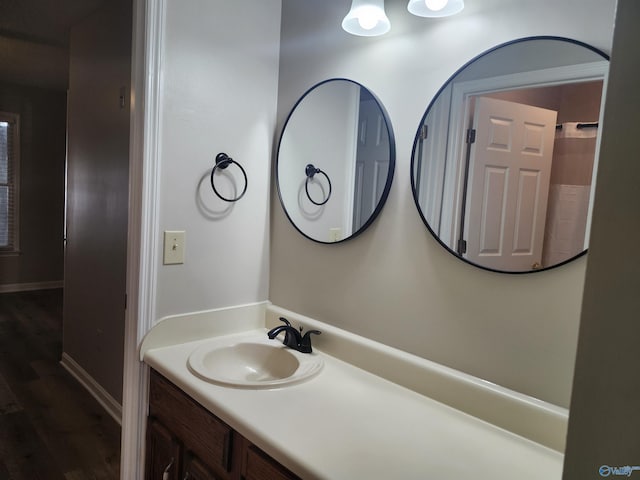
(0, 289, 121, 480)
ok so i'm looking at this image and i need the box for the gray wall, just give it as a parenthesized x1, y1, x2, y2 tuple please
(271, 0, 615, 408)
(64, 0, 131, 404)
(0, 34, 68, 291)
(0, 82, 66, 289)
(564, 0, 640, 476)
(0, 37, 68, 91)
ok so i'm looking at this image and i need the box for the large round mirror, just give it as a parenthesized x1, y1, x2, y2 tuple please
(411, 37, 609, 273)
(277, 79, 395, 244)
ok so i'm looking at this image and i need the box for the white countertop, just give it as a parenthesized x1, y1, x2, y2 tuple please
(144, 325, 563, 480)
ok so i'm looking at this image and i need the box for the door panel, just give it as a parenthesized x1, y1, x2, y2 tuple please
(513, 169, 541, 254)
(352, 95, 390, 231)
(479, 166, 508, 255)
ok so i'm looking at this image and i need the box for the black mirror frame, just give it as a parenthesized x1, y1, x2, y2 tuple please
(276, 78, 396, 244)
(410, 36, 609, 274)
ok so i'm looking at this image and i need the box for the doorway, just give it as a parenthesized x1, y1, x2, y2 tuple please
(0, 0, 132, 477)
(453, 80, 604, 271)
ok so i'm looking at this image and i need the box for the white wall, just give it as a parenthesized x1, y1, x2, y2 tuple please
(154, 0, 281, 319)
(271, 0, 616, 407)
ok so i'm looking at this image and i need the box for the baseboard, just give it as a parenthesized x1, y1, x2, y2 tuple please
(0, 281, 64, 293)
(60, 352, 123, 425)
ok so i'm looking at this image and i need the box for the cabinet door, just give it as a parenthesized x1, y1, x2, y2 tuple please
(146, 419, 181, 480)
(183, 453, 221, 480)
(149, 370, 233, 474)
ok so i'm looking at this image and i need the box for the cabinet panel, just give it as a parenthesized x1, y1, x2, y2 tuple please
(146, 418, 181, 480)
(244, 445, 300, 480)
(183, 453, 220, 480)
(149, 370, 233, 474)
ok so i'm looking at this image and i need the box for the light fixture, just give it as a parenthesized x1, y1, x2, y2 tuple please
(407, 0, 464, 18)
(342, 0, 391, 37)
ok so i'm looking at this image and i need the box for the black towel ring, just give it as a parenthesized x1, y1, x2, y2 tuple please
(304, 164, 332, 206)
(210, 153, 248, 202)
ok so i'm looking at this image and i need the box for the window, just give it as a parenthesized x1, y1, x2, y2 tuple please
(0, 112, 19, 253)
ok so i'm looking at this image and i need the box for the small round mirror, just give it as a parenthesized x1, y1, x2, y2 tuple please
(411, 37, 609, 273)
(277, 79, 395, 244)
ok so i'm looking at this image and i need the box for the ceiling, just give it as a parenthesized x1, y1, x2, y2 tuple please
(0, 0, 105, 47)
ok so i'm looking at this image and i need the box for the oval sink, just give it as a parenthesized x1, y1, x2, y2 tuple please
(188, 337, 323, 388)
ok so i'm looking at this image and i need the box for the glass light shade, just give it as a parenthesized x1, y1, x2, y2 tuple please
(342, 0, 391, 37)
(425, 0, 448, 10)
(407, 0, 464, 17)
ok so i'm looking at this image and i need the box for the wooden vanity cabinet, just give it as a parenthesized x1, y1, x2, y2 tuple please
(147, 369, 300, 480)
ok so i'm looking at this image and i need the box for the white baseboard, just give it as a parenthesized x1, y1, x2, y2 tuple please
(60, 352, 122, 425)
(0, 281, 64, 293)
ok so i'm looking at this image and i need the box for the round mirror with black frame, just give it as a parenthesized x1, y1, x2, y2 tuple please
(411, 36, 609, 273)
(277, 79, 395, 244)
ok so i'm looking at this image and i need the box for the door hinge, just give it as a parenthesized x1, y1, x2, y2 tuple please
(457, 239, 467, 254)
(124, 293, 128, 310)
(420, 124, 428, 140)
(466, 128, 476, 144)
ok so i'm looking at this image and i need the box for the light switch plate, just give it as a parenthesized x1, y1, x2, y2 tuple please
(163, 231, 185, 265)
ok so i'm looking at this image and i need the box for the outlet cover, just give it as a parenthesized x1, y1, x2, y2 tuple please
(329, 227, 342, 242)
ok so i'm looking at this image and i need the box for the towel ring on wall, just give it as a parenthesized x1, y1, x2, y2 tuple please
(210, 152, 248, 202)
(304, 164, 332, 206)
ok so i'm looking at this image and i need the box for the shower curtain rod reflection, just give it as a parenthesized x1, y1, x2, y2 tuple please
(556, 122, 599, 130)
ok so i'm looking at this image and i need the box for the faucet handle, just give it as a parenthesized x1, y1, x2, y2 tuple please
(299, 329, 321, 353)
(302, 329, 321, 338)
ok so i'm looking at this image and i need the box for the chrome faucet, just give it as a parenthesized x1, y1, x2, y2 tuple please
(267, 317, 321, 353)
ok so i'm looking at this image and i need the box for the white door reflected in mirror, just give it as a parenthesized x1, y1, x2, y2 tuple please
(465, 97, 556, 271)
